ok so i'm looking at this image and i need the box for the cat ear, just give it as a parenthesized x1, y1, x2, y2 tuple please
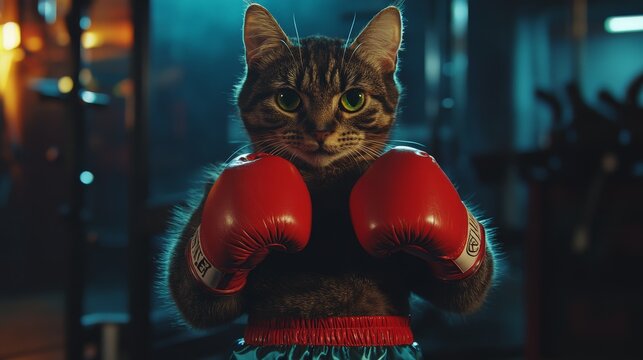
(243, 4, 292, 68)
(349, 6, 403, 73)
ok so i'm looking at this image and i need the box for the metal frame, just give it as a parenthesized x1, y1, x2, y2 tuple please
(64, 0, 152, 358)
(127, 0, 151, 358)
(64, 0, 88, 359)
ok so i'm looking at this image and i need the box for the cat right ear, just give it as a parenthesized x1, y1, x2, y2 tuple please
(243, 4, 292, 68)
(349, 6, 403, 73)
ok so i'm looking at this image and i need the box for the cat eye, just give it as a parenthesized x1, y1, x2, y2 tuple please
(340, 89, 366, 113)
(276, 89, 301, 112)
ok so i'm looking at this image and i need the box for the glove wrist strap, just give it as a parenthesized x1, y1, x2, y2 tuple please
(186, 226, 246, 295)
(433, 211, 486, 281)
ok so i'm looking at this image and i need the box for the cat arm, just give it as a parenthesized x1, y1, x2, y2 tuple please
(167, 154, 312, 328)
(166, 168, 245, 328)
(350, 147, 496, 314)
(406, 245, 495, 314)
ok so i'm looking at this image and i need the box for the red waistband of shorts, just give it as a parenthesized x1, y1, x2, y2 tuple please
(244, 316, 414, 346)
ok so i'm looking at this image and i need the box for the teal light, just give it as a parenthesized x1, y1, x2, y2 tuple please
(81, 91, 97, 103)
(80, 171, 94, 185)
(605, 15, 643, 33)
(80, 16, 91, 30)
(451, 0, 468, 36)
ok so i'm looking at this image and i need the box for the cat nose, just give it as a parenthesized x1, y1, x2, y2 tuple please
(313, 131, 331, 143)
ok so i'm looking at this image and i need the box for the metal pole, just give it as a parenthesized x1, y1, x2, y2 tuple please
(128, 0, 151, 358)
(571, 0, 587, 86)
(64, 0, 87, 359)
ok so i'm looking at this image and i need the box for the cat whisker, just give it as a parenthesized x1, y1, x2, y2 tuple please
(355, 146, 377, 164)
(223, 142, 260, 165)
(360, 145, 383, 160)
(357, 141, 387, 156)
(345, 146, 369, 170)
(349, 148, 365, 168)
(341, 13, 357, 70)
(347, 42, 363, 68)
(270, 144, 291, 159)
(287, 148, 297, 164)
(249, 137, 280, 148)
(280, 40, 298, 69)
(244, 136, 285, 156)
(360, 138, 388, 146)
(292, 14, 304, 69)
(361, 139, 398, 153)
(343, 147, 357, 167)
(264, 143, 280, 154)
(387, 139, 428, 148)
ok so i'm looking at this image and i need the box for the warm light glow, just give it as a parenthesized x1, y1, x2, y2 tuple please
(605, 15, 643, 33)
(79, 68, 94, 87)
(13, 48, 25, 62)
(81, 31, 101, 49)
(58, 76, 74, 93)
(55, 29, 70, 46)
(113, 79, 133, 97)
(0, 51, 15, 91)
(2, 22, 21, 50)
(25, 36, 44, 52)
(0, 50, 21, 145)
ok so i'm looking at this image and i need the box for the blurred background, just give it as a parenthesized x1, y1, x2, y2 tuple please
(0, 0, 641, 359)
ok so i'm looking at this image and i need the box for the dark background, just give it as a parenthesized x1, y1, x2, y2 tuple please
(0, 0, 642, 359)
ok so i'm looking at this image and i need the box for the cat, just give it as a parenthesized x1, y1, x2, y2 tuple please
(165, 1, 495, 351)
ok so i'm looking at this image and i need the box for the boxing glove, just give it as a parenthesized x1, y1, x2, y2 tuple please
(187, 153, 312, 294)
(350, 146, 485, 280)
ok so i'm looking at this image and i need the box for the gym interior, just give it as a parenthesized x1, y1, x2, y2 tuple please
(0, 0, 641, 359)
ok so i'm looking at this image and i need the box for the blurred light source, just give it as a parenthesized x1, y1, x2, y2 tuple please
(451, 0, 468, 37)
(81, 32, 101, 49)
(79, 68, 93, 86)
(618, 130, 631, 145)
(58, 76, 74, 94)
(2, 22, 21, 50)
(46, 147, 60, 162)
(633, 162, 643, 177)
(38, 0, 58, 24)
(24, 36, 44, 52)
(80, 171, 94, 185)
(80, 16, 92, 30)
(81, 90, 97, 103)
(81, 90, 110, 105)
(13, 49, 25, 62)
(441, 98, 455, 109)
(55, 29, 70, 46)
(605, 15, 643, 33)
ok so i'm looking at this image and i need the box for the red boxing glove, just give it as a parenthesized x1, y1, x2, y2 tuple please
(187, 153, 312, 294)
(350, 146, 486, 280)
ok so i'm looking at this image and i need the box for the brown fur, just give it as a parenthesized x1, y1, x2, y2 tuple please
(167, 3, 494, 328)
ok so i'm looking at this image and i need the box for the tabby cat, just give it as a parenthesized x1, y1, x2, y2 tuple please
(166, 2, 495, 353)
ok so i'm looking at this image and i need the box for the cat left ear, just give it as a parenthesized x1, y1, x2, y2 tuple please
(349, 6, 403, 73)
(243, 4, 292, 68)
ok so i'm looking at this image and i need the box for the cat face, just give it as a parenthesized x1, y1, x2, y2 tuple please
(237, 4, 403, 175)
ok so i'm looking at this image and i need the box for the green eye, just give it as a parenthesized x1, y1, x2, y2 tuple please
(276, 89, 301, 112)
(340, 89, 366, 112)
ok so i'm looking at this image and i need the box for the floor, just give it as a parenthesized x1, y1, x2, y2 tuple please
(0, 292, 65, 360)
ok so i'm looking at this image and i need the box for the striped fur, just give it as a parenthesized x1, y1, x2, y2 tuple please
(164, 4, 496, 330)
(237, 4, 403, 181)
